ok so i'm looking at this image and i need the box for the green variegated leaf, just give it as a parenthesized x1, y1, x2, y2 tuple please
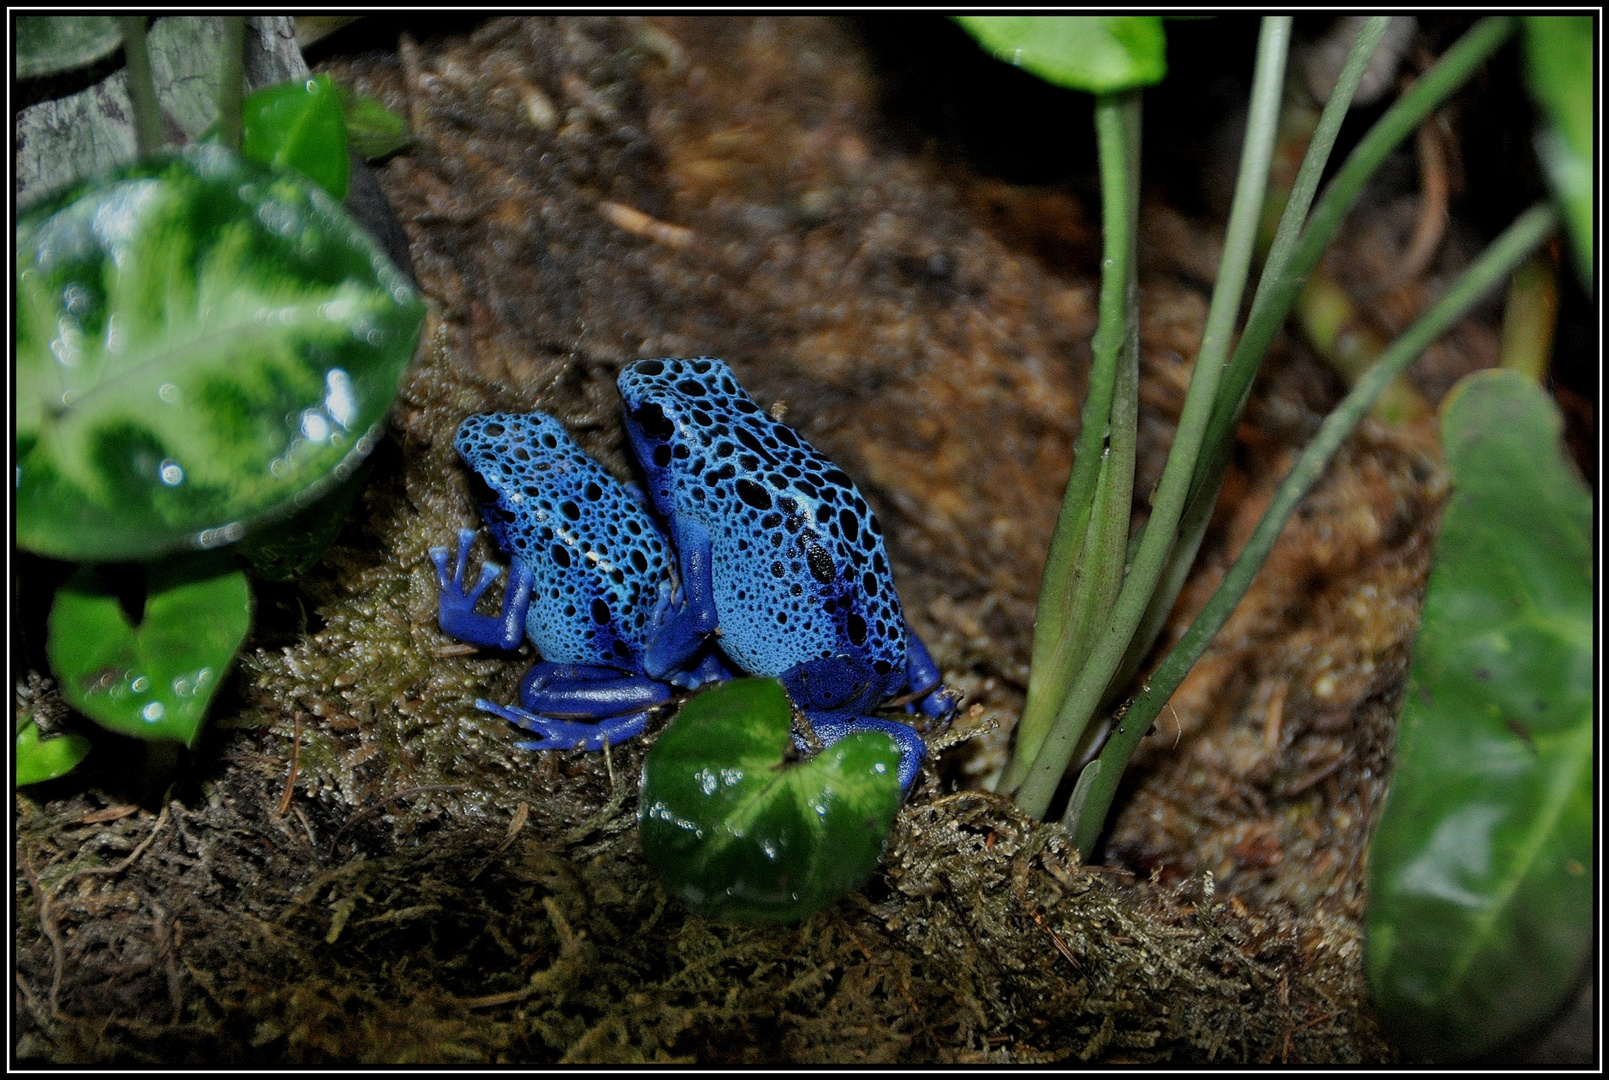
(16, 143, 425, 561)
(639, 678, 903, 923)
(15, 15, 123, 79)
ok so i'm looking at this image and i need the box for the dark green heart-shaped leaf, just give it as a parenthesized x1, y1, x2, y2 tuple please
(16, 144, 425, 561)
(1521, 16, 1593, 288)
(16, 719, 93, 786)
(239, 73, 351, 201)
(639, 678, 903, 923)
(955, 16, 1167, 94)
(1366, 369, 1592, 1061)
(47, 554, 253, 748)
(16, 15, 123, 80)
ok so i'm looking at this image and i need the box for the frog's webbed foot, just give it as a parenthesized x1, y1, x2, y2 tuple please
(806, 715, 926, 799)
(662, 646, 737, 691)
(478, 699, 654, 753)
(431, 529, 532, 650)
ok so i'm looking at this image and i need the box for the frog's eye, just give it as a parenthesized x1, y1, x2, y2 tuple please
(632, 403, 674, 442)
(466, 469, 499, 508)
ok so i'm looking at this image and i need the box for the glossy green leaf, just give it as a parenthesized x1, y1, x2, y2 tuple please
(16, 144, 425, 561)
(639, 679, 903, 923)
(236, 460, 370, 580)
(1521, 16, 1593, 288)
(15, 15, 123, 79)
(955, 16, 1167, 94)
(16, 719, 93, 786)
(47, 554, 252, 749)
(239, 73, 351, 201)
(341, 88, 413, 161)
(1366, 369, 1592, 1061)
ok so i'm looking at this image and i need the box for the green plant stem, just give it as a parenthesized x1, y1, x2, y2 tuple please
(1008, 89, 1142, 789)
(1199, 16, 1516, 478)
(217, 16, 247, 152)
(1112, 17, 1391, 706)
(1109, 14, 1474, 718)
(120, 17, 163, 157)
(1070, 202, 1558, 857)
(1014, 16, 1291, 816)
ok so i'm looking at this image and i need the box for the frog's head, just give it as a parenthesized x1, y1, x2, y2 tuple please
(780, 655, 883, 720)
(453, 412, 576, 552)
(619, 358, 762, 493)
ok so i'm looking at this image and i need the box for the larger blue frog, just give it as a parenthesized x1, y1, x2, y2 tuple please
(618, 357, 956, 794)
(432, 412, 730, 751)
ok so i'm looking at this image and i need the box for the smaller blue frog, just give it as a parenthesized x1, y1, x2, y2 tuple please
(432, 412, 728, 751)
(618, 357, 957, 795)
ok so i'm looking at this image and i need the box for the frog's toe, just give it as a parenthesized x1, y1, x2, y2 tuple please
(809, 715, 926, 799)
(479, 699, 651, 752)
(918, 685, 962, 722)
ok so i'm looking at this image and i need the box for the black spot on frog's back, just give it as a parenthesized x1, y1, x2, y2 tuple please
(736, 478, 773, 510)
(805, 541, 835, 585)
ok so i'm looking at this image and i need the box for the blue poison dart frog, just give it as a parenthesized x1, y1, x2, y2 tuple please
(618, 357, 958, 795)
(432, 412, 731, 751)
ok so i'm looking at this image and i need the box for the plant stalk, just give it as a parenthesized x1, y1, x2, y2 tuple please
(1071, 202, 1559, 856)
(1113, 18, 1510, 705)
(1198, 16, 1516, 480)
(217, 16, 248, 152)
(1015, 16, 1292, 818)
(1006, 89, 1143, 790)
(1107, 16, 1391, 702)
(120, 17, 163, 157)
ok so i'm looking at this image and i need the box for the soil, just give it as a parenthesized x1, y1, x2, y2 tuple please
(14, 15, 1586, 1064)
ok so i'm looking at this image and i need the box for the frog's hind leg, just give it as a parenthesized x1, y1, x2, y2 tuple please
(904, 621, 960, 720)
(518, 662, 673, 718)
(478, 699, 655, 752)
(478, 662, 675, 751)
(807, 715, 927, 798)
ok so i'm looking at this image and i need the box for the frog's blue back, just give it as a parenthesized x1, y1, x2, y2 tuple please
(617, 358, 906, 686)
(453, 413, 670, 670)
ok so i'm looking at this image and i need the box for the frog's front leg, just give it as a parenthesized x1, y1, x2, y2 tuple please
(643, 519, 720, 681)
(807, 715, 927, 798)
(904, 622, 961, 720)
(432, 528, 534, 650)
